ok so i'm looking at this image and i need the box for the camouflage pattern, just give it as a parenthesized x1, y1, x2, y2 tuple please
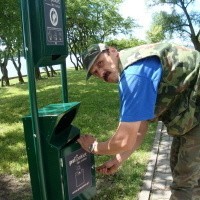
(119, 42, 200, 136)
(169, 125, 200, 200)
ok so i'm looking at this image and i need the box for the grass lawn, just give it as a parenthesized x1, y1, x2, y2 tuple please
(0, 69, 157, 199)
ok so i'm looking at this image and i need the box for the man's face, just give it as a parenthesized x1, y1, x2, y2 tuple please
(89, 48, 119, 83)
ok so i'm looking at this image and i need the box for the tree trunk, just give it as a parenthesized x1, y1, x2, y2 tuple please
(48, 65, 57, 77)
(0, 55, 10, 87)
(1, 66, 10, 87)
(35, 68, 41, 80)
(44, 66, 50, 77)
(11, 51, 25, 84)
(191, 35, 200, 52)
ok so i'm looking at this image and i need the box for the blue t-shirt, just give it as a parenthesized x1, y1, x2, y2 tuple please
(119, 56, 162, 122)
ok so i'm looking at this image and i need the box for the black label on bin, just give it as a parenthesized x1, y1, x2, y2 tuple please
(44, 0, 64, 45)
(65, 148, 93, 199)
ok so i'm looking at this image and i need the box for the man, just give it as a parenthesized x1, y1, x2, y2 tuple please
(77, 42, 200, 200)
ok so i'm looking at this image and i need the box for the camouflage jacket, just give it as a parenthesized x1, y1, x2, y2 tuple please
(119, 42, 200, 136)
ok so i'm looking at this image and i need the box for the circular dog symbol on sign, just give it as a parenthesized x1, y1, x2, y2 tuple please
(50, 8, 58, 26)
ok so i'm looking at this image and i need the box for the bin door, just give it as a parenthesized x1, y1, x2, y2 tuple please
(61, 142, 96, 199)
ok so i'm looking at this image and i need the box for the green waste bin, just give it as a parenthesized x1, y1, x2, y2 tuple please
(22, 102, 96, 200)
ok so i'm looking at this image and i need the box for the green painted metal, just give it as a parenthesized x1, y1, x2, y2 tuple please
(22, 103, 96, 199)
(23, 103, 76, 199)
(22, 0, 68, 67)
(61, 61, 68, 102)
(21, 0, 48, 199)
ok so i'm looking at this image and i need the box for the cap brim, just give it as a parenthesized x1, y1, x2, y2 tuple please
(86, 53, 101, 80)
(86, 72, 92, 80)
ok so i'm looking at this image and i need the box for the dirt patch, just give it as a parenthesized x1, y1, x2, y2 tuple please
(0, 174, 32, 200)
(0, 174, 105, 199)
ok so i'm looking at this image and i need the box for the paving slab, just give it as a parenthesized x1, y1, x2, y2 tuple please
(138, 121, 172, 200)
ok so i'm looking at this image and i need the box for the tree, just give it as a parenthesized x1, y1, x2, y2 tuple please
(0, 0, 24, 84)
(66, 0, 137, 70)
(147, 0, 200, 50)
(146, 15, 166, 43)
(11, 51, 24, 84)
(43, 66, 57, 77)
(107, 38, 146, 50)
(0, 0, 59, 84)
(0, 49, 10, 87)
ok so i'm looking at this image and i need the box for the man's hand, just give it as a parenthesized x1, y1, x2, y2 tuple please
(96, 158, 121, 175)
(77, 134, 97, 153)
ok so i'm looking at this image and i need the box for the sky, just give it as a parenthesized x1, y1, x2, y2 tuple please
(118, 0, 154, 39)
(118, 0, 200, 42)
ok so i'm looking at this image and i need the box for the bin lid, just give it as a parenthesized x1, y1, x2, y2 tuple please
(38, 102, 80, 117)
(22, 102, 81, 149)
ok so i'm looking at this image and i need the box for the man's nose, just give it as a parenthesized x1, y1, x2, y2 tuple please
(98, 68, 105, 78)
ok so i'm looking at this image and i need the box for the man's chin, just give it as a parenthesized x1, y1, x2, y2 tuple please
(104, 74, 118, 83)
(106, 79, 118, 83)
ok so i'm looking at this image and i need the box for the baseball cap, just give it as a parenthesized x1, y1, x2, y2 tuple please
(82, 43, 108, 80)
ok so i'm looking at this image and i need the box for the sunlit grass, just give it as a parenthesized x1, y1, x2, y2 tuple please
(0, 69, 157, 199)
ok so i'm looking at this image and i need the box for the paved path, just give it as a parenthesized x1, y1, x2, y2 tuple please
(138, 121, 173, 200)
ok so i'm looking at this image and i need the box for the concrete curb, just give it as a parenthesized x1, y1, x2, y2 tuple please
(137, 121, 163, 200)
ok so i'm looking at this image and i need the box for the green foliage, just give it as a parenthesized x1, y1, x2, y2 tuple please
(146, 12, 169, 42)
(146, 24, 166, 43)
(0, 71, 157, 199)
(107, 38, 146, 50)
(148, 11, 184, 41)
(0, 0, 22, 51)
(66, 0, 136, 44)
(66, 0, 137, 69)
(146, 0, 200, 49)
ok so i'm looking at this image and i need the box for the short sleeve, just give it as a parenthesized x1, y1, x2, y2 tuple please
(119, 56, 162, 122)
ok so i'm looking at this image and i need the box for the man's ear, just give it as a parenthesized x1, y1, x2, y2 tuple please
(108, 47, 118, 57)
(108, 46, 117, 53)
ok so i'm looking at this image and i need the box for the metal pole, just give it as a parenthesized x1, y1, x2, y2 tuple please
(61, 60, 68, 103)
(21, 0, 47, 199)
